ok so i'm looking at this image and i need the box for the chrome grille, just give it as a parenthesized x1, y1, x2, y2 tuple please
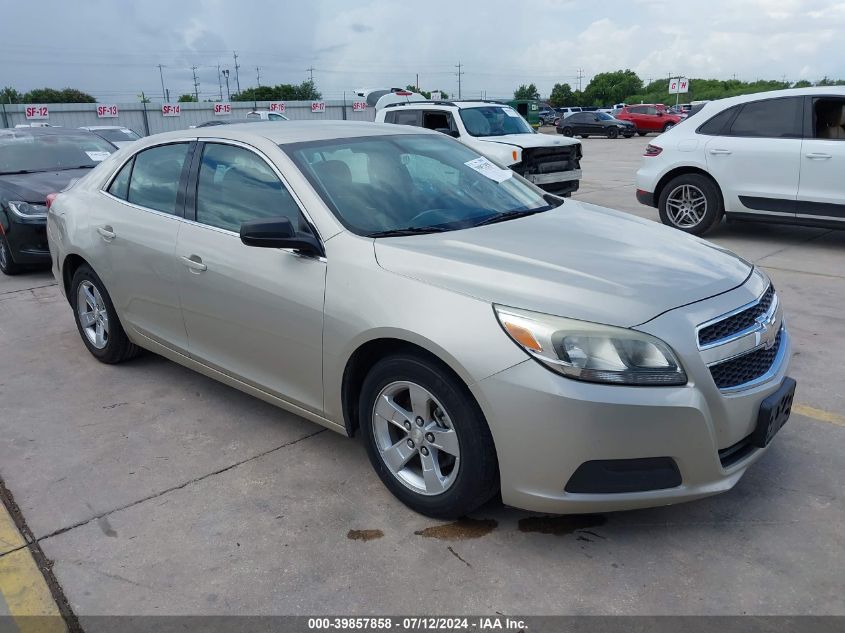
(709, 328, 783, 389)
(699, 285, 774, 346)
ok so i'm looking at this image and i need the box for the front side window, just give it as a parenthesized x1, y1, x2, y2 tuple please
(286, 134, 554, 236)
(728, 97, 803, 138)
(459, 106, 534, 137)
(195, 143, 306, 233)
(127, 143, 190, 215)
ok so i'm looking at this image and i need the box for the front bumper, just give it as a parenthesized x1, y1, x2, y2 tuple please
(470, 282, 793, 514)
(2, 217, 50, 264)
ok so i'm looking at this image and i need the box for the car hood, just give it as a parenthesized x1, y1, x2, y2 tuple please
(0, 168, 92, 203)
(374, 202, 752, 327)
(477, 134, 580, 149)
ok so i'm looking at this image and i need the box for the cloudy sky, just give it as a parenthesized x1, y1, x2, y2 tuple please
(2, 0, 843, 102)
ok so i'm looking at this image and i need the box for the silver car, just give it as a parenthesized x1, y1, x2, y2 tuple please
(46, 121, 795, 518)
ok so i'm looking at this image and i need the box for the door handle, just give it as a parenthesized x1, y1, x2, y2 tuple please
(806, 152, 832, 160)
(97, 226, 116, 240)
(181, 255, 207, 272)
(708, 149, 732, 155)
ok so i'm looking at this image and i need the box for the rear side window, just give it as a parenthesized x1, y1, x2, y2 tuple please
(127, 143, 190, 214)
(728, 97, 803, 138)
(107, 158, 133, 200)
(697, 106, 739, 135)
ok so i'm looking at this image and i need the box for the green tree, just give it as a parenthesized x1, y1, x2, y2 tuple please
(232, 80, 322, 102)
(513, 83, 540, 100)
(178, 94, 197, 102)
(22, 87, 96, 103)
(1, 87, 22, 104)
(792, 80, 812, 88)
(583, 70, 642, 107)
(549, 82, 574, 107)
(404, 85, 449, 100)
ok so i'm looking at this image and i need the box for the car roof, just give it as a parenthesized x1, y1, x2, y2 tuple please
(695, 86, 845, 118)
(80, 125, 130, 131)
(0, 126, 100, 138)
(143, 120, 437, 146)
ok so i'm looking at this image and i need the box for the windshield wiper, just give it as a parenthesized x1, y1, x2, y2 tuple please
(472, 206, 552, 227)
(368, 226, 451, 238)
(0, 169, 38, 175)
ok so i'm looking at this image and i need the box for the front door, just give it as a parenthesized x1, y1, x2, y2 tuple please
(176, 141, 327, 413)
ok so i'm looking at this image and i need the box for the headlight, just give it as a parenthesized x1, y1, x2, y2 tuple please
(8, 201, 48, 219)
(494, 305, 687, 386)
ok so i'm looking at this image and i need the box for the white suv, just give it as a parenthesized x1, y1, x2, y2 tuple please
(636, 87, 845, 235)
(376, 101, 582, 196)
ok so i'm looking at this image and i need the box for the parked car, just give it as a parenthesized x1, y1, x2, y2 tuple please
(538, 108, 557, 125)
(245, 110, 290, 121)
(0, 127, 115, 274)
(47, 121, 794, 518)
(376, 101, 582, 196)
(615, 104, 683, 135)
(192, 118, 266, 128)
(79, 126, 142, 148)
(635, 87, 845, 234)
(557, 111, 636, 138)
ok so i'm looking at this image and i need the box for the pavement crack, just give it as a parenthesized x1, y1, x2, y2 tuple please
(754, 229, 833, 264)
(447, 545, 471, 567)
(36, 428, 327, 544)
(0, 281, 58, 297)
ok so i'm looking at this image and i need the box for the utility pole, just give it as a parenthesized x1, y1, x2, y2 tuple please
(233, 51, 241, 94)
(455, 61, 464, 99)
(576, 68, 585, 92)
(157, 64, 166, 102)
(256, 66, 261, 88)
(222, 69, 230, 101)
(416, 73, 419, 90)
(217, 64, 223, 101)
(307, 66, 315, 83)
(166, 88, 170, 102)
(191, 66, 200, 102)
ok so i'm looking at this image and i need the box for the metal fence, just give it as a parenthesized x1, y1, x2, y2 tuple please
(0, 100, 376, 134)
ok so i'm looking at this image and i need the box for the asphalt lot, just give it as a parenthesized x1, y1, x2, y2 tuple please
(0, 134, 843, 623)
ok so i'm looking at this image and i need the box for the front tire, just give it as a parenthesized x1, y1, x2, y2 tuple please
(663, 122, 675, 132)
(658, 173, 723, 236)
(71, 264, 141, 363)
(637, 131, 647, 136)
(360, 354, 498, 519)
(561, 127, 573, 137)
(607, 128, 619, 139)
(0, 235, 22, 275)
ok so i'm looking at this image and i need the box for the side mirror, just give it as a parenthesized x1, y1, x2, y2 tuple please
(240, 216, 323, 257)
(435, 127, 460, 138)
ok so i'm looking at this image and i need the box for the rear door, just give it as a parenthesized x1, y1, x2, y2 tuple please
(703, 97, 803, 221)
(384, 109, 421, 127)
(175, 140, 326, 413)
(94, 142, 194, 351)
(796, 95, 845, 225)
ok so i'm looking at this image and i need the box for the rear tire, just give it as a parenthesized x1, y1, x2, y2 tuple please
(663, 122, 675, 132)
(637, 131, 647, 136)
(658, 173, 723, 236)
(360, 353, 499, 519)
(580, 134, 589, 139)
(71, 264, 141, 364)
(0, 235, 22, 275)
(607, 128, 619, 139)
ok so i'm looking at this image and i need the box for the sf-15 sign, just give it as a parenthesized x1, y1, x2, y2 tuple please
(214, 103, 232, 115)
(97, 105, 119, 118)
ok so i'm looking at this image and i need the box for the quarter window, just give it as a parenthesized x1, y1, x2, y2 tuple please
(107, 158, 133, 200)
(697, 106, 739, 135)
(392, 110, 420, 126)
(127, 143, 190, 215)
(728, 97, 803, 138)
(195, 143, 306, 233)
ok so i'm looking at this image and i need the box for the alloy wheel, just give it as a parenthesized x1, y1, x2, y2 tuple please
(76, 280, 110, 349)
(666, 183, 707, 228)
(0, 240, 8, 270)
(372, 380, 460, 496)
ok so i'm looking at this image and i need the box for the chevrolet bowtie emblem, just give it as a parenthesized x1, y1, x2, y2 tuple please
(755, 312, 778, 349)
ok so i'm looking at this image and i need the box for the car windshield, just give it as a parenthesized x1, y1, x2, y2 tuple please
(0, 132, 114, 174)
(94, 128, 140, 142)
(285, 134, 556, 237)
(459, 106, 534, 137)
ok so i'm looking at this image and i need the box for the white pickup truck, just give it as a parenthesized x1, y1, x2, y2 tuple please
(375, 100, 582, 196)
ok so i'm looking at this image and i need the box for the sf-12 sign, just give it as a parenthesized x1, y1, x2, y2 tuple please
(97, 105, 119, 118)
(161, 104, 181, 117)
(311, 101, 326, 113)
(269, 102, 286, 113)
(214, 103, 232, 115)
(352, 101, 367, 112)
(669, 77, 689, 94)
(25, 105, 49, 120)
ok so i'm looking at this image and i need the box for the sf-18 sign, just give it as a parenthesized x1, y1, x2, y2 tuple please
(214, 103, 232, 115)
(25, 105, 49, 120)
(97, 105, 119, 118)
(269, 102, 286, 113)
(161, 104, 181, 117)
(311, 101, 326, 113)
(669, 77, 689, 94)
(352, 101, 366, 112)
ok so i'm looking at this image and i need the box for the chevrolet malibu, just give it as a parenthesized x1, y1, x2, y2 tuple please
(46, 121, 795, 518)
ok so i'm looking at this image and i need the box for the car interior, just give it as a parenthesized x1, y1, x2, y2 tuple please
(814, 99, 845, 139)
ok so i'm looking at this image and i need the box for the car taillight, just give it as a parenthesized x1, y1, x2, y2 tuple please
(644, 144, 663, 157)
(46, 193, 58, 209)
